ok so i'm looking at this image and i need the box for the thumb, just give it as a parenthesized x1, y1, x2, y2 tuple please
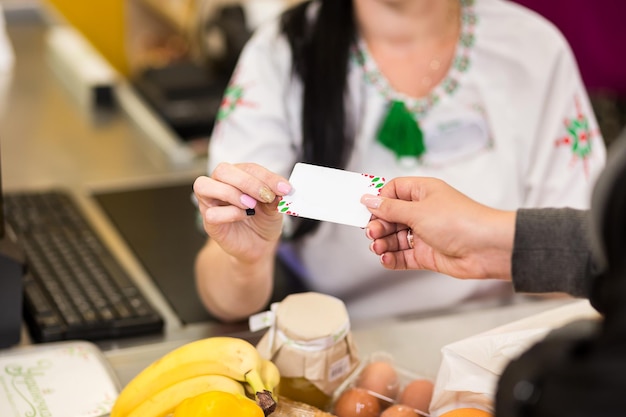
(361, 194, 416, 227)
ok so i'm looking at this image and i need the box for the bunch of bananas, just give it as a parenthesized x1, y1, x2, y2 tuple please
(110, 336, 280, 417)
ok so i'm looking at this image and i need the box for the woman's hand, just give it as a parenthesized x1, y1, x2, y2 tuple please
(193, 162, 292, 263)
(361, 177, 515, 280)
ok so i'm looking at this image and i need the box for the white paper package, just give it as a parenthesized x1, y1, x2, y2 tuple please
(429, 300, 601, 416)
(0, 340, 120, 417)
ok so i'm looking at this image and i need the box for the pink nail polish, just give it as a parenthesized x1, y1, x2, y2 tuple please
(362, 196, 382, 209)
(240, 194, 257, 209)
(277, 182, 292, 195)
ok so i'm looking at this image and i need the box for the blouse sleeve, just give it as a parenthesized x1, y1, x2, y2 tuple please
(207, 20, 301, 178)
(520, 31, 606, 210)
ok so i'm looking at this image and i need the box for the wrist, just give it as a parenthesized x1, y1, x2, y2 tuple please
(482, 209, 515, 279)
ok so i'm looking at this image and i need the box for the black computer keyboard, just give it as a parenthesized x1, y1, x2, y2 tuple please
(3, 190, 164, 343)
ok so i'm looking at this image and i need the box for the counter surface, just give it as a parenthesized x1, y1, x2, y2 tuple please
(0, 5, 582, 391)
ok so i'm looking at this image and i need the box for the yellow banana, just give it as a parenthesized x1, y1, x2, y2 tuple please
(127, 374, 245, 417)
(247, 359, 281, 397)
(261, 359, 280, 393)
(111, 336, 274, 417)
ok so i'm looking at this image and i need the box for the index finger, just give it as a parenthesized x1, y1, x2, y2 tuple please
(365, 196, 419, 231)
(377, 177, 435, 201)
(213, 162, 292, 204)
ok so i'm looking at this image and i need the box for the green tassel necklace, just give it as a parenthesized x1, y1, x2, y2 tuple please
(377, 100, 426, 159)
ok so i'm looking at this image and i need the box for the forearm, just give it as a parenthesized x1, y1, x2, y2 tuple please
(512, 208, 595, 297)
(195, 239, 277, 322)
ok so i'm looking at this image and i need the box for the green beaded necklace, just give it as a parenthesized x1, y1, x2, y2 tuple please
(355, 0, 477, 161)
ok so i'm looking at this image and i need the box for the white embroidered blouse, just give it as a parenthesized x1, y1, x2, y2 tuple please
(207, 0, 606, 321)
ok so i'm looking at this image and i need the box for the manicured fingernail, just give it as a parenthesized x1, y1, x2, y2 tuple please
(365, 228, 373, 240)
(277, 181, 292, 195)
(362, 195, 382, 209)
(259, 186, 275, 203)
(240, 194, 257, 209)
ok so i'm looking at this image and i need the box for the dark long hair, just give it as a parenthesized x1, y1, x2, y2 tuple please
(281, 0, 356, 238)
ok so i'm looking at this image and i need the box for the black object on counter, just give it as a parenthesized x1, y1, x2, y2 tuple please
(132, 5, 251, 142)
(0, 237, 24, 348)
(132, 61, 230, 141)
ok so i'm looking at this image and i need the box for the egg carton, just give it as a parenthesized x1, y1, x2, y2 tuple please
(331, 351, 434, 417)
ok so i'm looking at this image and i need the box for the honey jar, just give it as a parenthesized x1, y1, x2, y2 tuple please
(253, 292, 360, 410)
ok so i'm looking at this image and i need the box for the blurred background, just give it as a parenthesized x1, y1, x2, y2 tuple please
(7, 0, 307, 157)
(1, 0, 620, 154)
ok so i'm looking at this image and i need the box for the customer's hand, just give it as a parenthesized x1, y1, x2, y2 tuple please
(361, 177, 515, 280)
(193, 162, 292, 263)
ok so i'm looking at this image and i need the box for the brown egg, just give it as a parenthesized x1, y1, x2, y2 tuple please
(356, 361, 400, 401)
(397, 379, 434, 413)
(333, 387, 381, 417)
(380, 404, 419, 417)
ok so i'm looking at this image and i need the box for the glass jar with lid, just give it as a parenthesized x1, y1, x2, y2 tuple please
(253, 292, 360, 410)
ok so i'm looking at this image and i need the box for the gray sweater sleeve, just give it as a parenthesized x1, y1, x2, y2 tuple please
(511, 208, 596, 297)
